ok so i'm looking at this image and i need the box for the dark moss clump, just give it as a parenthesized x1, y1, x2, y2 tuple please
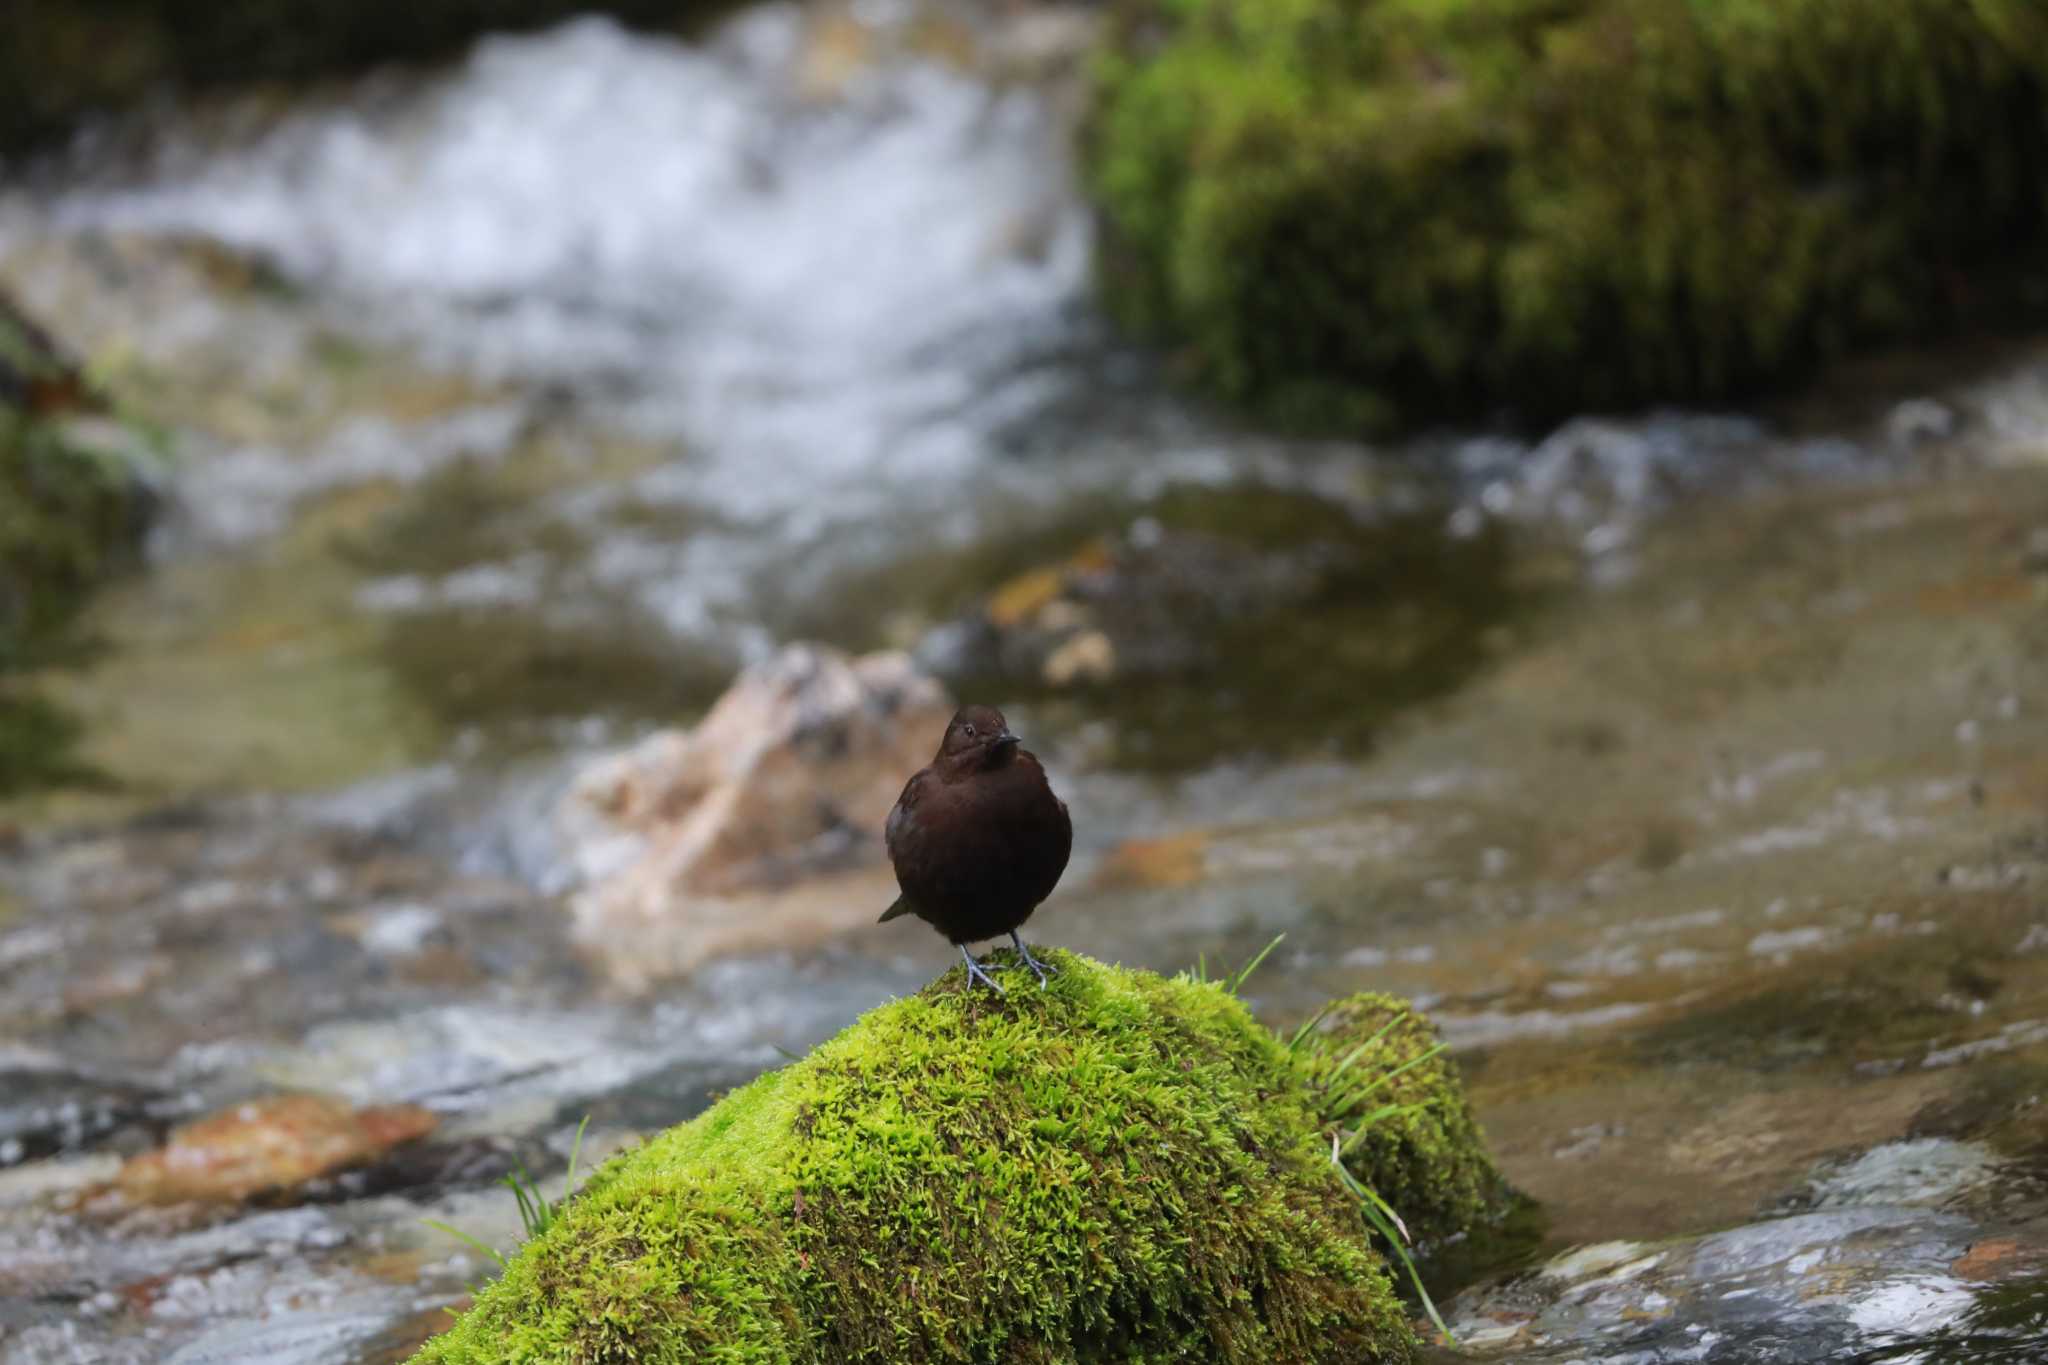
(0, 411, 155, 793)
(0, 297, 154, 793)
(412, 952, 1503, 1363)
(0, 415, 149, 671)
(1087, 0, 2048, 430)
(0, 0, 736, 155)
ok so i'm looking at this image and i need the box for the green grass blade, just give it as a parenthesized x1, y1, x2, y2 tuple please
(1287, 1002, 1336, 1052)
(1225, 935, 1284, 995)
(564, 1114, 591, 1195)
(1330, 1145, 1453, 1344)
(505, 1165, 546, 1237)
(1338, 1043, 1449, 1136)
(421, 1219, 508, 1270)
(1327, 1010, 1411, 1079)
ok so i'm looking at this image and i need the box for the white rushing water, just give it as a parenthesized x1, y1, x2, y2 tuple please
(38, 7, 1206, 656)
(59, 9, 1092, 488)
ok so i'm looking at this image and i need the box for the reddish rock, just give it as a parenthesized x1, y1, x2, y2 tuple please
(114, 1094, 437, 1205)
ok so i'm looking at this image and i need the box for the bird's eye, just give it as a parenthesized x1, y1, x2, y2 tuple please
(963, 724, 977, 739)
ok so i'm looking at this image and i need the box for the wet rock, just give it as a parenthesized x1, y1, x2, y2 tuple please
(165, 1311, 407, 1365)
(1887, 398, 1959, 452)
(1443, 1130, 2048, 1361)
(0, 1057, 180, 1166)
(557, 643, 950, 985)
(921, 494, 1526, 770)
(1777, 1138, 2001, 1214)
(944, 524, 1312, 688)
(1040, 626, 1115, 686)
(1446, 1207, 1995, 1361)
(0, 1202, 354, 1306)
(112, 1095, 437, 1206)
(271, 1134, 549, 1207)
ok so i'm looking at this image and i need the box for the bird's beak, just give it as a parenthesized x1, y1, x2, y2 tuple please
(993, 730, 1021, 752)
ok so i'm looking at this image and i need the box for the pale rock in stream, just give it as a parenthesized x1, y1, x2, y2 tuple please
(558, 644, 951, 987)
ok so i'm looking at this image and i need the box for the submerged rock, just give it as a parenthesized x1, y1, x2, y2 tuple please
(0, 1058, 178, 1166)
(558, 644, 951, 986)
(111, 1094, 438, 1207)
(918, 493, 1528, 771)
(411, 952, 1498, 1363)
(1444, 1207, 2045, 1363)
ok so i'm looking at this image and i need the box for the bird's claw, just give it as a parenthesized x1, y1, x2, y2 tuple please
(960, 946, 1007, 995)
(1009, 933, 1056, 990)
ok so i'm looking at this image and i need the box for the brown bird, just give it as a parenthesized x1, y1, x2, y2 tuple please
(880, 704, 1071, 992)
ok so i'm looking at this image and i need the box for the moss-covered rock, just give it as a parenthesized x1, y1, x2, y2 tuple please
(412, 951, 1498, 1363)
(1, 297, 156, 793)
(1087, 0, 2048, 430)
(0, 409, 156, 794)
(0, 414, 151, 673)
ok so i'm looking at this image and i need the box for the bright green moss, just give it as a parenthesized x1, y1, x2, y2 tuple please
(1087, 0, 2048, 429)
(414, 952, 1500, 1364)
(1307, 993, 1503, 1250)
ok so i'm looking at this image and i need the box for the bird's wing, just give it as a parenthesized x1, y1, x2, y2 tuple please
(881, 771, 932, 924)
(885, 770, 929, 852)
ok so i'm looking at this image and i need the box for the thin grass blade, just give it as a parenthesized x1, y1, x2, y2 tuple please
(421, 1219, 507, 1270)
(1287, 1002, 1336, 1052)
(1225, 935, 1284, 995)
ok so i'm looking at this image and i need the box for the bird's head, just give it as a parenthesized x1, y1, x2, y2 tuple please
(936, 704, 1022, 772)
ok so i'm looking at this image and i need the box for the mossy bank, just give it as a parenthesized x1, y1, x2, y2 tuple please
(411, 950, 1500, 1364)
(1087, 0, 2048, 430)
(0, 0, 737, 155)
(1, 301, 157, 794)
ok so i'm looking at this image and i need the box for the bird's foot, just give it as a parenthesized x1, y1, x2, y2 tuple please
(1009, 932, 1056, 989)
(960, 945, 1007, 995)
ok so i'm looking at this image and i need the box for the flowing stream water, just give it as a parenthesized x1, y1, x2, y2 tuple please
(3, 6, 2048, 1362)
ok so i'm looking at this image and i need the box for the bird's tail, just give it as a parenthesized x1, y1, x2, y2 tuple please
(877, 896, 915, 923)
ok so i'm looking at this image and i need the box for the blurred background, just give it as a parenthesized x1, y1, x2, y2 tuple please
(2, 1, 2047, 1360)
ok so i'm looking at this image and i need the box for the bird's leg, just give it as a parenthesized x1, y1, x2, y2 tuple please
(959, 945, 1006, 995)
(1009, 932, 1056, 989)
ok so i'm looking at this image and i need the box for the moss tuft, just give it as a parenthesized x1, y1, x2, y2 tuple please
(414, 952, 1502, 1363)
(1086, 0, 2048, 430)
(1307, 993, 1504, 1250)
